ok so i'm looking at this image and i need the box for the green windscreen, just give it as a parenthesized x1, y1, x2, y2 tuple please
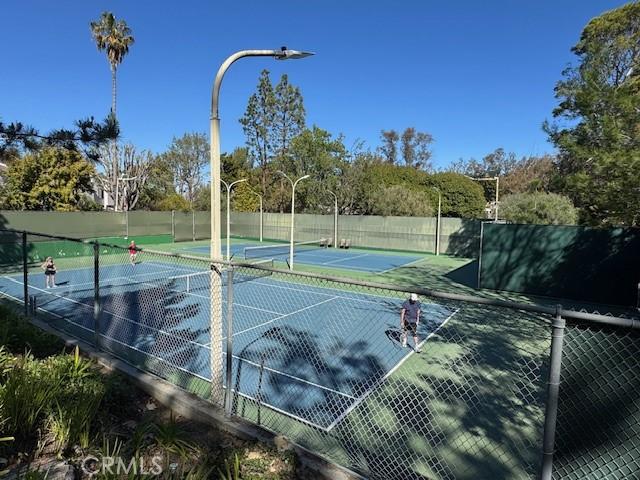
(479, 223, 640, 306)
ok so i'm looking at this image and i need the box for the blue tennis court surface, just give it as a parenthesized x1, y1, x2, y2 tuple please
(185, 242, 424, 274)
(0, 261, 456, 431)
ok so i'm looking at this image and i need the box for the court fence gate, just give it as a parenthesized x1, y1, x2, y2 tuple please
(1, 228, 639, 480)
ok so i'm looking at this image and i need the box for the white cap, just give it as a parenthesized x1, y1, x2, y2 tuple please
(410, 293, 418, 301)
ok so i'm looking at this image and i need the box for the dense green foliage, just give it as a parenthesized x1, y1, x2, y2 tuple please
(426, 173, 486, 218)
(368, 185, 434, 217)
(544, 2, 640, 226)
(501, 192, 578, 225)
(0, 148, 95, 211)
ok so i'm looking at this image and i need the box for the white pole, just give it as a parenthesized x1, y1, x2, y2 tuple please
(259, 195, 263, 242)
(436, 192, 441, 256)
(334, 195, 338, 249)
(223, 179, 247, 260)
(495, 176, 499, 222)
(277, 171, 309, 270)
(248, 188, 264, 242)
(115, 177, 119, 212)
(225, 182, 230, 260)
(290, 182, 295, 269)
(208, 48, 313, 403)
(328, 190, 338, 248)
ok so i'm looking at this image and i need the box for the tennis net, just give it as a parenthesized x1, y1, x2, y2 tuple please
(39, 259, 274, 297)
(243, 239, 327, 260)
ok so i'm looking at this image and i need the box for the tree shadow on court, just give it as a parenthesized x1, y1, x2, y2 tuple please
(96, 277, 210, 392)
(229, 323, 387, 429)
(326, 301, 550, 479)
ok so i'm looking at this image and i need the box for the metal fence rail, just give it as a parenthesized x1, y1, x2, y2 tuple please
(1, 228, 639, 479)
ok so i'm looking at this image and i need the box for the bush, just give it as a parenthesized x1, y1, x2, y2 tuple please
(0, 347, 104, 451)
(0, 304, 64, 358)
(156, 193, 191, 212)
(426, 172, 486, 218)
(501, 192, 578, 225)
(368, 185, 433, 217)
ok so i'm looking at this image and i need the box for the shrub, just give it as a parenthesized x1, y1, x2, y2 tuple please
(426, 172, 486, 218)
(501, 192, 578, 225)
(368, 185, 433, 217)
(0, 347, 104, 451)
(0, 304, 65, 358)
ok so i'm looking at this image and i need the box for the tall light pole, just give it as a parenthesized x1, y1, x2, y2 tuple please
(428, 187, 442, 256)
(327, 190, 338, 248)
(248, 188, 264, 242)
(466, 175, 500, 221)
(208, 47, 313, 403)
(221, 179, 247, 260)
(277, 171, 310, 270)
(115, 175, 137, 212)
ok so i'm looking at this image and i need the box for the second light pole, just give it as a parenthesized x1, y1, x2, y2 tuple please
(221, 178, 247, 260)
(327, 190, 338, 248)
(277, 171, 310, 270)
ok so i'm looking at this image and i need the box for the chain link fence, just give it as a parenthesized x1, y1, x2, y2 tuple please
(0, 228, 639, 479)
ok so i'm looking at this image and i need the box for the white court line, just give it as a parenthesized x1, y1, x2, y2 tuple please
(231, 389, 331, 431)
(320, 253, 370, 265)
(251, 277, 437, 307)
(232, 296, 339, 337)
(224, 351, 357, 400)
(0, 281, 456, 433)
(377, 257, 426, 275)
(0, 286, 212, 384)
(325, 307, 460, 431)
(2, 276, 212, 352)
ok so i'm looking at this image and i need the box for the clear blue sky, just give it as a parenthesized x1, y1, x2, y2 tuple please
(0, 0, 627, 170)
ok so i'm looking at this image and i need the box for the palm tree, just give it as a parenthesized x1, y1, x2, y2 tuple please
(90, 12, 134, 117)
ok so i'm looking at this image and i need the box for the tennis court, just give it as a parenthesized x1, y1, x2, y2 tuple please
(184, 241, 425, 274)
(0, 259, 455, 431)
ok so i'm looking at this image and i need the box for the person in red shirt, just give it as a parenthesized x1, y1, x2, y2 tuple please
(128, 240, 138, 266)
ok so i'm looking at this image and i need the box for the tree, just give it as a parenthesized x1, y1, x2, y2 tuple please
(401, 127, 434, 170)
(136, 154, 175, 210)
(96, 143, 152, 211)
(285, 126, 348, 214)
(544, 2, 640, 226)
(156, 193, 191, 212)
(239, 70, 276, 193)
(0, 115, 119, 163)
(271, 74, 306, 159)
(0, 147, 95, 211)
(501, 154, 556, 195)
(90, 12, 135, 116)
(501, 192, 578, 225)
(450, 148, 519, 178)
(368, 185, 434, 217)
(163, 132, 208, 208)
(426, 172, 485, 218)
(379, 130, 399, 164)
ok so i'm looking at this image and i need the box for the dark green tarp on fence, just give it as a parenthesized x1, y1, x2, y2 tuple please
(479, 223, 640, 306)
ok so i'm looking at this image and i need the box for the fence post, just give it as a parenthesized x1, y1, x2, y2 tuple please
(540, 304, 566, 480)
(22, 231, 28, 316)
(224, 267, 234, 415)
(125, 210, 129, 238)
(93, 242, 101, 349)
(192, 211, 196, 242)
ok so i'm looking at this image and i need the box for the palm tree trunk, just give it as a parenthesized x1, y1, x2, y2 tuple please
(111, 64, 117, 117)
